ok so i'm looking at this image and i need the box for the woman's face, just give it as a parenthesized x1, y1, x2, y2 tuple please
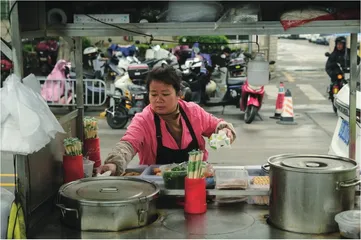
(149, 80, 179, 115)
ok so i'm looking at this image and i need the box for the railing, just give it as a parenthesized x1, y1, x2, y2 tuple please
(41, 78, 107, 106)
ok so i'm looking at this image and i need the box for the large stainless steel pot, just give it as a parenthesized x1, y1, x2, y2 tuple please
(56, 177, 159, 231)
(264, 154, 360, 234)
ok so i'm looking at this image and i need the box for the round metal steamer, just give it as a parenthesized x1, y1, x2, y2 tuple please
(57, 177, 160, 232)
(267, 154, 359, 234)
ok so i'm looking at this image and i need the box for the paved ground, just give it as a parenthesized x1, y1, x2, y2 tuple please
(1, 39, 338, 191)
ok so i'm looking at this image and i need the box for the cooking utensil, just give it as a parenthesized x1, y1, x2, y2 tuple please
(265, 154, 360, 234)
(56, 177, 159, 231)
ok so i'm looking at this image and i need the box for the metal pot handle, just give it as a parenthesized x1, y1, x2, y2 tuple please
(56, 204, 79, 219)
(338, 179, 361, 189)
(261, 164, 270, 174)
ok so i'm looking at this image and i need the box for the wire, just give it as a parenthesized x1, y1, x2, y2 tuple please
(8, 0, 18, 24)
(84, 14, 154, 38)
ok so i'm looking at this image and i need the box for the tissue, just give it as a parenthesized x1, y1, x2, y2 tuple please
(209, 129, 231, 150)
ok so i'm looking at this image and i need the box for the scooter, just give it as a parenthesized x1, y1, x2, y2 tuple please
(36, 39, 59, 75)
(239, 53, 275, 124)
(325, 52, 349, 113)
(181, 55, 245, 112)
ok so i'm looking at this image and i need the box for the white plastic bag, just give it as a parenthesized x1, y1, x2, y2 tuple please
(1, 74, 65, 155)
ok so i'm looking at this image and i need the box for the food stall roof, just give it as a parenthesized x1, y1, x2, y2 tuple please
(24, 20, 360, 38)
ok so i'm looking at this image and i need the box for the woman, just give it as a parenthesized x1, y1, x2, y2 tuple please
(97, 66, 236, 176)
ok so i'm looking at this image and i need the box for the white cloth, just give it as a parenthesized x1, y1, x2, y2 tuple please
(0, 74, 65, 155)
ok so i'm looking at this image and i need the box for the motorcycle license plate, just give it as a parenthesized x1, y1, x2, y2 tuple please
(338, 119, 349, 145)
(235, 65, 241, 69)
(135, 72, 140, 76)
(135, 95, 144, 100)
(40, 57, 47, 61)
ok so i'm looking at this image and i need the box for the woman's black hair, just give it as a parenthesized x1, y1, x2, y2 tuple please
(146, 66, 181, 94)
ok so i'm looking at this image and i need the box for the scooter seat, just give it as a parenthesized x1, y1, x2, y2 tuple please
(228, 78, 245, 86)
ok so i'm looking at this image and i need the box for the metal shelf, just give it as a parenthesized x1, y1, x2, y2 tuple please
(161, 188, 269, 196)
(21, 20, 360, 38)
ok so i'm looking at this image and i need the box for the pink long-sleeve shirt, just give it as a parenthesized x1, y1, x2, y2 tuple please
(121, 100, 222, 165)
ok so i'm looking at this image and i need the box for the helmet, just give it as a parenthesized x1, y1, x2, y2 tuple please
(223, 47, 231, 54)
(335, 36, 346, 44)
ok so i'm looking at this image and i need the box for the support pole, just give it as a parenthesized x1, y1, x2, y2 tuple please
(74, 37, 84, 142)
(248, 35, 253, 53)
(9, 0, 23, 78)
(349, 33, 358, 160)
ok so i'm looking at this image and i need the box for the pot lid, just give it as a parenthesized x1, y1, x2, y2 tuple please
(269, 154, 357, 172)
(59, 177, 159, 203)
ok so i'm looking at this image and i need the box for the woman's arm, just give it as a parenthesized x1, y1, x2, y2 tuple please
(196, 104, 236, 142)
(102, 115, 146, 175)
(104, 141, 136, 176)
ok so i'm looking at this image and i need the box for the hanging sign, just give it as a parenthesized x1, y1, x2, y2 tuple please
(74, 14, 130, 24)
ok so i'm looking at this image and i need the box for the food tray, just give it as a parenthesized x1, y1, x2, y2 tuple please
(140, 165, 163, 183)
(122, 165, 148, 177)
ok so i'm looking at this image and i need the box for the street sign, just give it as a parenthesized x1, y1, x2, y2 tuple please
(74, 14, 130, 24)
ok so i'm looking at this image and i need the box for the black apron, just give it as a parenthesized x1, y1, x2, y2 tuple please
(154, 106, 199, 165)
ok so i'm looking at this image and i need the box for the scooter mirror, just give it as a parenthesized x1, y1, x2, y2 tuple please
(135, 40, 140, 44)
(269, 61, 276, 65)
(243, 52, 252, 58)
(325, 52, 331, 57)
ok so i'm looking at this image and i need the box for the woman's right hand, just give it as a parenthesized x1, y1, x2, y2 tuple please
(95, 163, 117, 176)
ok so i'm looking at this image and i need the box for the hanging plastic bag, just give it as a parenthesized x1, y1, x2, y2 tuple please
(1, 74, 65, 155)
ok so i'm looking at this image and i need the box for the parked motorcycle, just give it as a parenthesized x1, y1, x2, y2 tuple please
(1, 57, 13, 88)
(240, 53, 275, 124)
(325, 52, 350, 113)
(36, 40, 59, 75)
(181, 55, 246, 112)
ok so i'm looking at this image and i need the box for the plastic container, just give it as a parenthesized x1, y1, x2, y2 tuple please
(247, 176, 270, 205)
(84, 138, 101, 168)
(121, 165, 147, 177)
(163, 170, 187, 189)
(247, 53, 269, 86)
(214, 166, 249, 189)
(335, 210, 361, 239)
(63, 155, 84, 183)
(184, 177, 207, 214)
(140, 165, 163, 182)
(83, 159, 95, 178)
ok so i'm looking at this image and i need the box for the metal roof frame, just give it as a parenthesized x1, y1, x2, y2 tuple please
(22, 20, 360, 38)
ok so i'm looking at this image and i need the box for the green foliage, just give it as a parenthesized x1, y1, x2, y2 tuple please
(23, 44, 34, 53)
(82, 37, 92, 50)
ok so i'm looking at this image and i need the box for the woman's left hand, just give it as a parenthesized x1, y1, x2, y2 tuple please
(221, 128, 234, 144)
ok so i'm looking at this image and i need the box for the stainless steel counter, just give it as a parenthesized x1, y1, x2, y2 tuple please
(33, 199, 343, 239)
